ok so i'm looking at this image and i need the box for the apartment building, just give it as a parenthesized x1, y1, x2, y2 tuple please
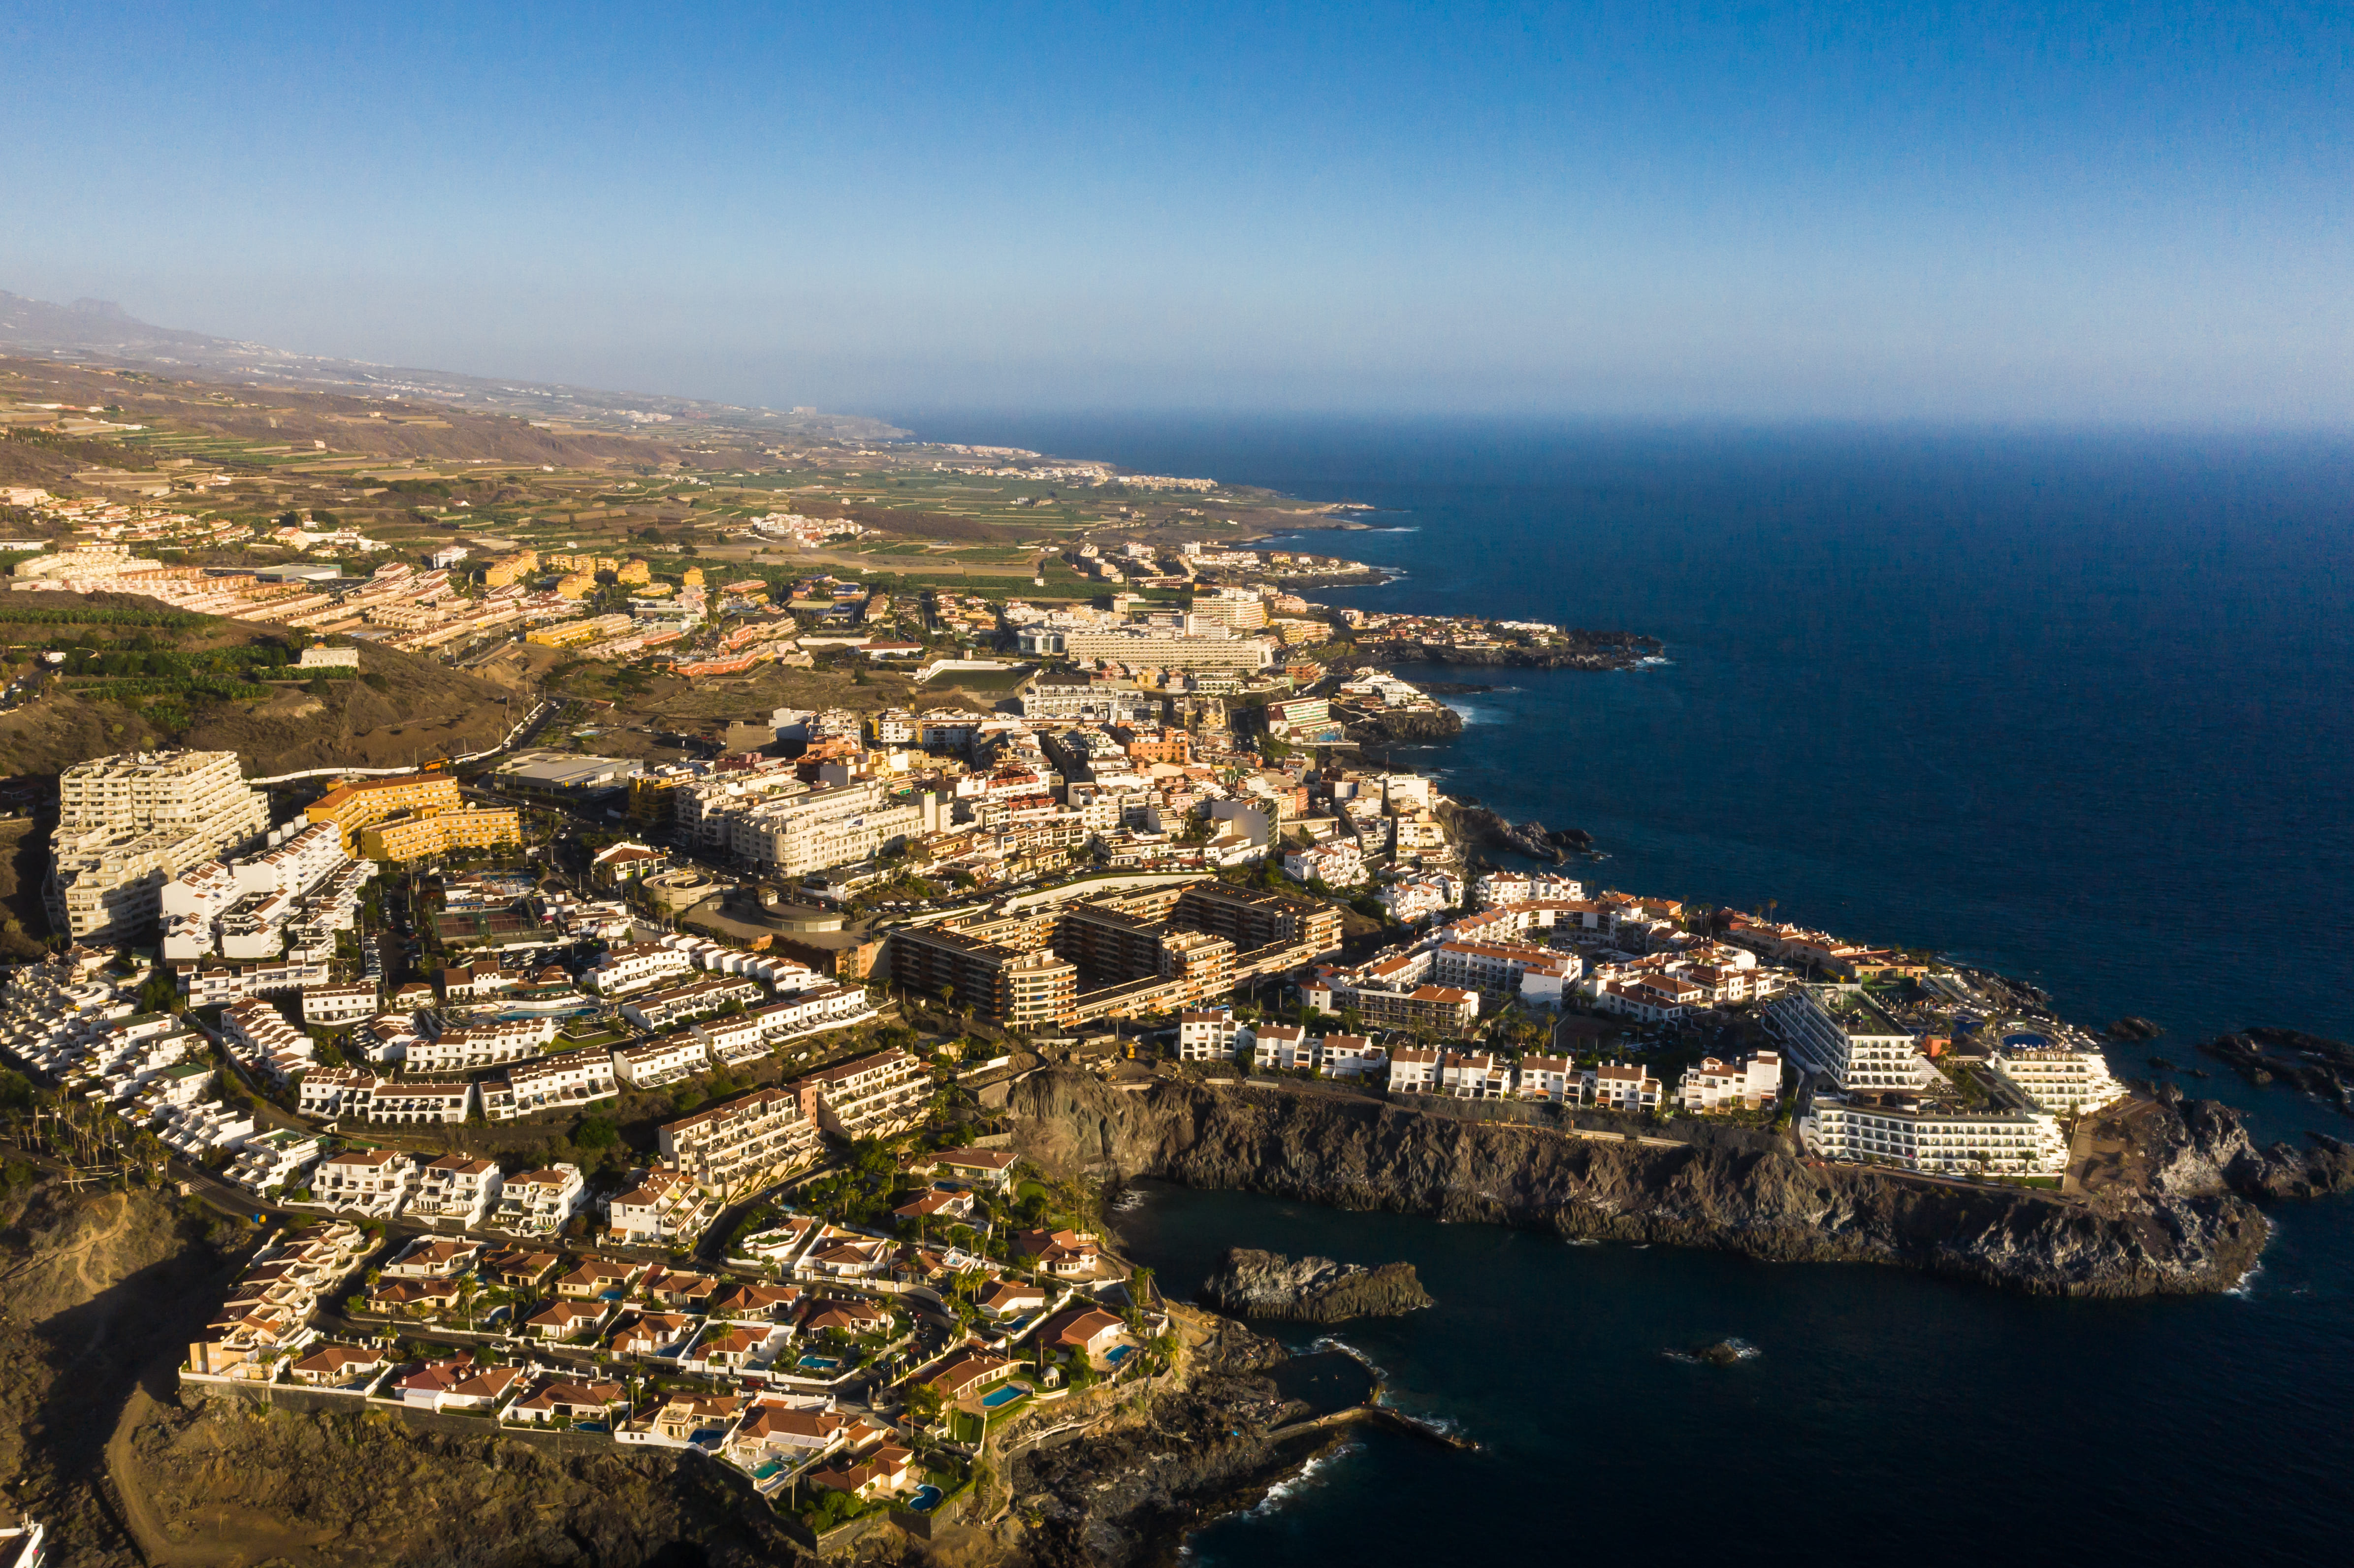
(1177, 1009, 1252, 1062)
(313, 1148, 419, 1217)
(297, 1066, 382, 1120)
(725, 778, 922, 875)
(1587, 1060, 1664, 1111)
(405, 1016, 553, 1074)
(1316, 1033, 1385, 1078)
(1989, 1044, 2127, 1117)
(1439, 1052, 1512, 1098)
(482, 1053, 618, 1120)
(886, 922, 1077, 1029)
(1764, 985, 1939, 1092)
(219, 997, 314, 1081)
(1679, 1052, 1784, 1112)
(1055, 626, 1275, 670)
(621, 976, 766, 1031)
(1250, 1024, 1312, 1071)
(1386, 1046, 1442, 1094)
(305, 772, 463, 852)
(409, 1154, 504, 1228)
(694, 1012, 769, 1066)
(658, 1086, 820, 1198)
(300, 982, 379, 1026)
(491, 1164, 587, 1235)
(1516, 1054, 1577, 1102)
(797, 1047, 930, 1139)
(359, 807, 521, 863)
(1801, 1091, 2069, 1176)
(745, 982, 876, 1043)
(364, 1080, 476, 1124)
(222, 1127, 324, 1193)
(1430, 940, 1581, 1006)
(606, 1165, 710, 1246)
(613, 1033, 710, 1088)
(48, 749, 270, 941)
(584, 942, 693, 996)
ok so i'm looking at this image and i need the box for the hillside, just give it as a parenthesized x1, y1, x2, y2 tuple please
(0, 1178, 238, 1566)
(0, 594, 522, 777)
(0, 288, 906, 443)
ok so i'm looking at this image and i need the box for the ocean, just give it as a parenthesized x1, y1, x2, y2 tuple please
(897, 415, 2354, 1564)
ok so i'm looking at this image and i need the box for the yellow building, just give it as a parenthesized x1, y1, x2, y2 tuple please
(307, 772, 464, 852)
(628, 772, 682, 824)
(681, 566, 705, 588)
(482, 549, 539, 588)
(527, 613, 632, 648)
(554, 571, 596, 599)
(617, 557, 652, 585)
(358, 807, 521, 863)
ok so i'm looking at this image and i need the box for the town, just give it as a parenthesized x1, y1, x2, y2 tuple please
(0, 368, 2133, 1559)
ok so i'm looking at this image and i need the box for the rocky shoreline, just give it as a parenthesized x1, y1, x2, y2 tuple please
(1439, 801, 1593, 861)
(999, 1318, 1368, 1568)
(1335, 704, 1464, 751)
(1010, 1070, 2354, 1298)
(1199, 1248, 1434, 1322)
(1398, 633, 1662, 671)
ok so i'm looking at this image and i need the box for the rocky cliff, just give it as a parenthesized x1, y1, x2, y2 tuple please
(1439, 803, 1592, 862)
(1334, 705, 1463, 750)
(1198, 1248, 1433, 1321)
(1008, 1072, 2350, 1298)
(1401, 633, 1662, 671)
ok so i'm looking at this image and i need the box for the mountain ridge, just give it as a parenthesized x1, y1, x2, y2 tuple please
(0, 288, 909, 444)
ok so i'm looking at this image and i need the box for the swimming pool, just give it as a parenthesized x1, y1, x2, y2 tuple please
(2002, 1032, 2051, 1048)
(907, 1484, 943, 1512)
(1105, 1344, 1132, 1365)
(797, 1354, 841, 1372)
(980, 1384, 1027, 1408)
(753, 1460, 783, 1481)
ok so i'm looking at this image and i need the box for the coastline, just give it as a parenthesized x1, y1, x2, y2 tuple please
(1010, 1070, 2354, 1299)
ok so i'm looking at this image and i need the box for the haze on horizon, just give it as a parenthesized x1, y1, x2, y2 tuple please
(3, 1, 2348, 428)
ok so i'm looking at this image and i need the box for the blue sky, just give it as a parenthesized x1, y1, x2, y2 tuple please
(2, 1, 2348, 422)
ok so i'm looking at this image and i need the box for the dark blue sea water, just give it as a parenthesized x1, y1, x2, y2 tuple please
(898, 415, 2354, 1564)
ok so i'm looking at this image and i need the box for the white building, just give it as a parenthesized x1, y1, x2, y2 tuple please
(49, 749, 270, 942)
(492, 1164, 587, 1235)
(1801, 1092, 2070, 1177)
(1515, 1054, 1577, 1103)
(1475, 871, 1585, 907)
(222, 1127, 325, 1193)
(606, 1165, 709, 1246)
(482, 1053, 618, 1120)
(1250, 1024, 1313, 1071)
(409, 1154, 504, 1228)
(219, 997, 315, 1081)
(301, 983, 380, 1026)
(1678, 1052, 1784, 1112)
(362, 1080, 476, 1124)
(1385, 1046, 1442, 1094)
(584, 942, 693, 996)
(405, 1016, 553, 1074)
(312, 1148, 419, 1217)
(1585, 1060, 1664, 1111)
(1989, 1044, 2127, 1117)
(1177, 1009, 1251, 1063)
(1764, 985, 1939, 1092)
(613, 1033, 710, 1088)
